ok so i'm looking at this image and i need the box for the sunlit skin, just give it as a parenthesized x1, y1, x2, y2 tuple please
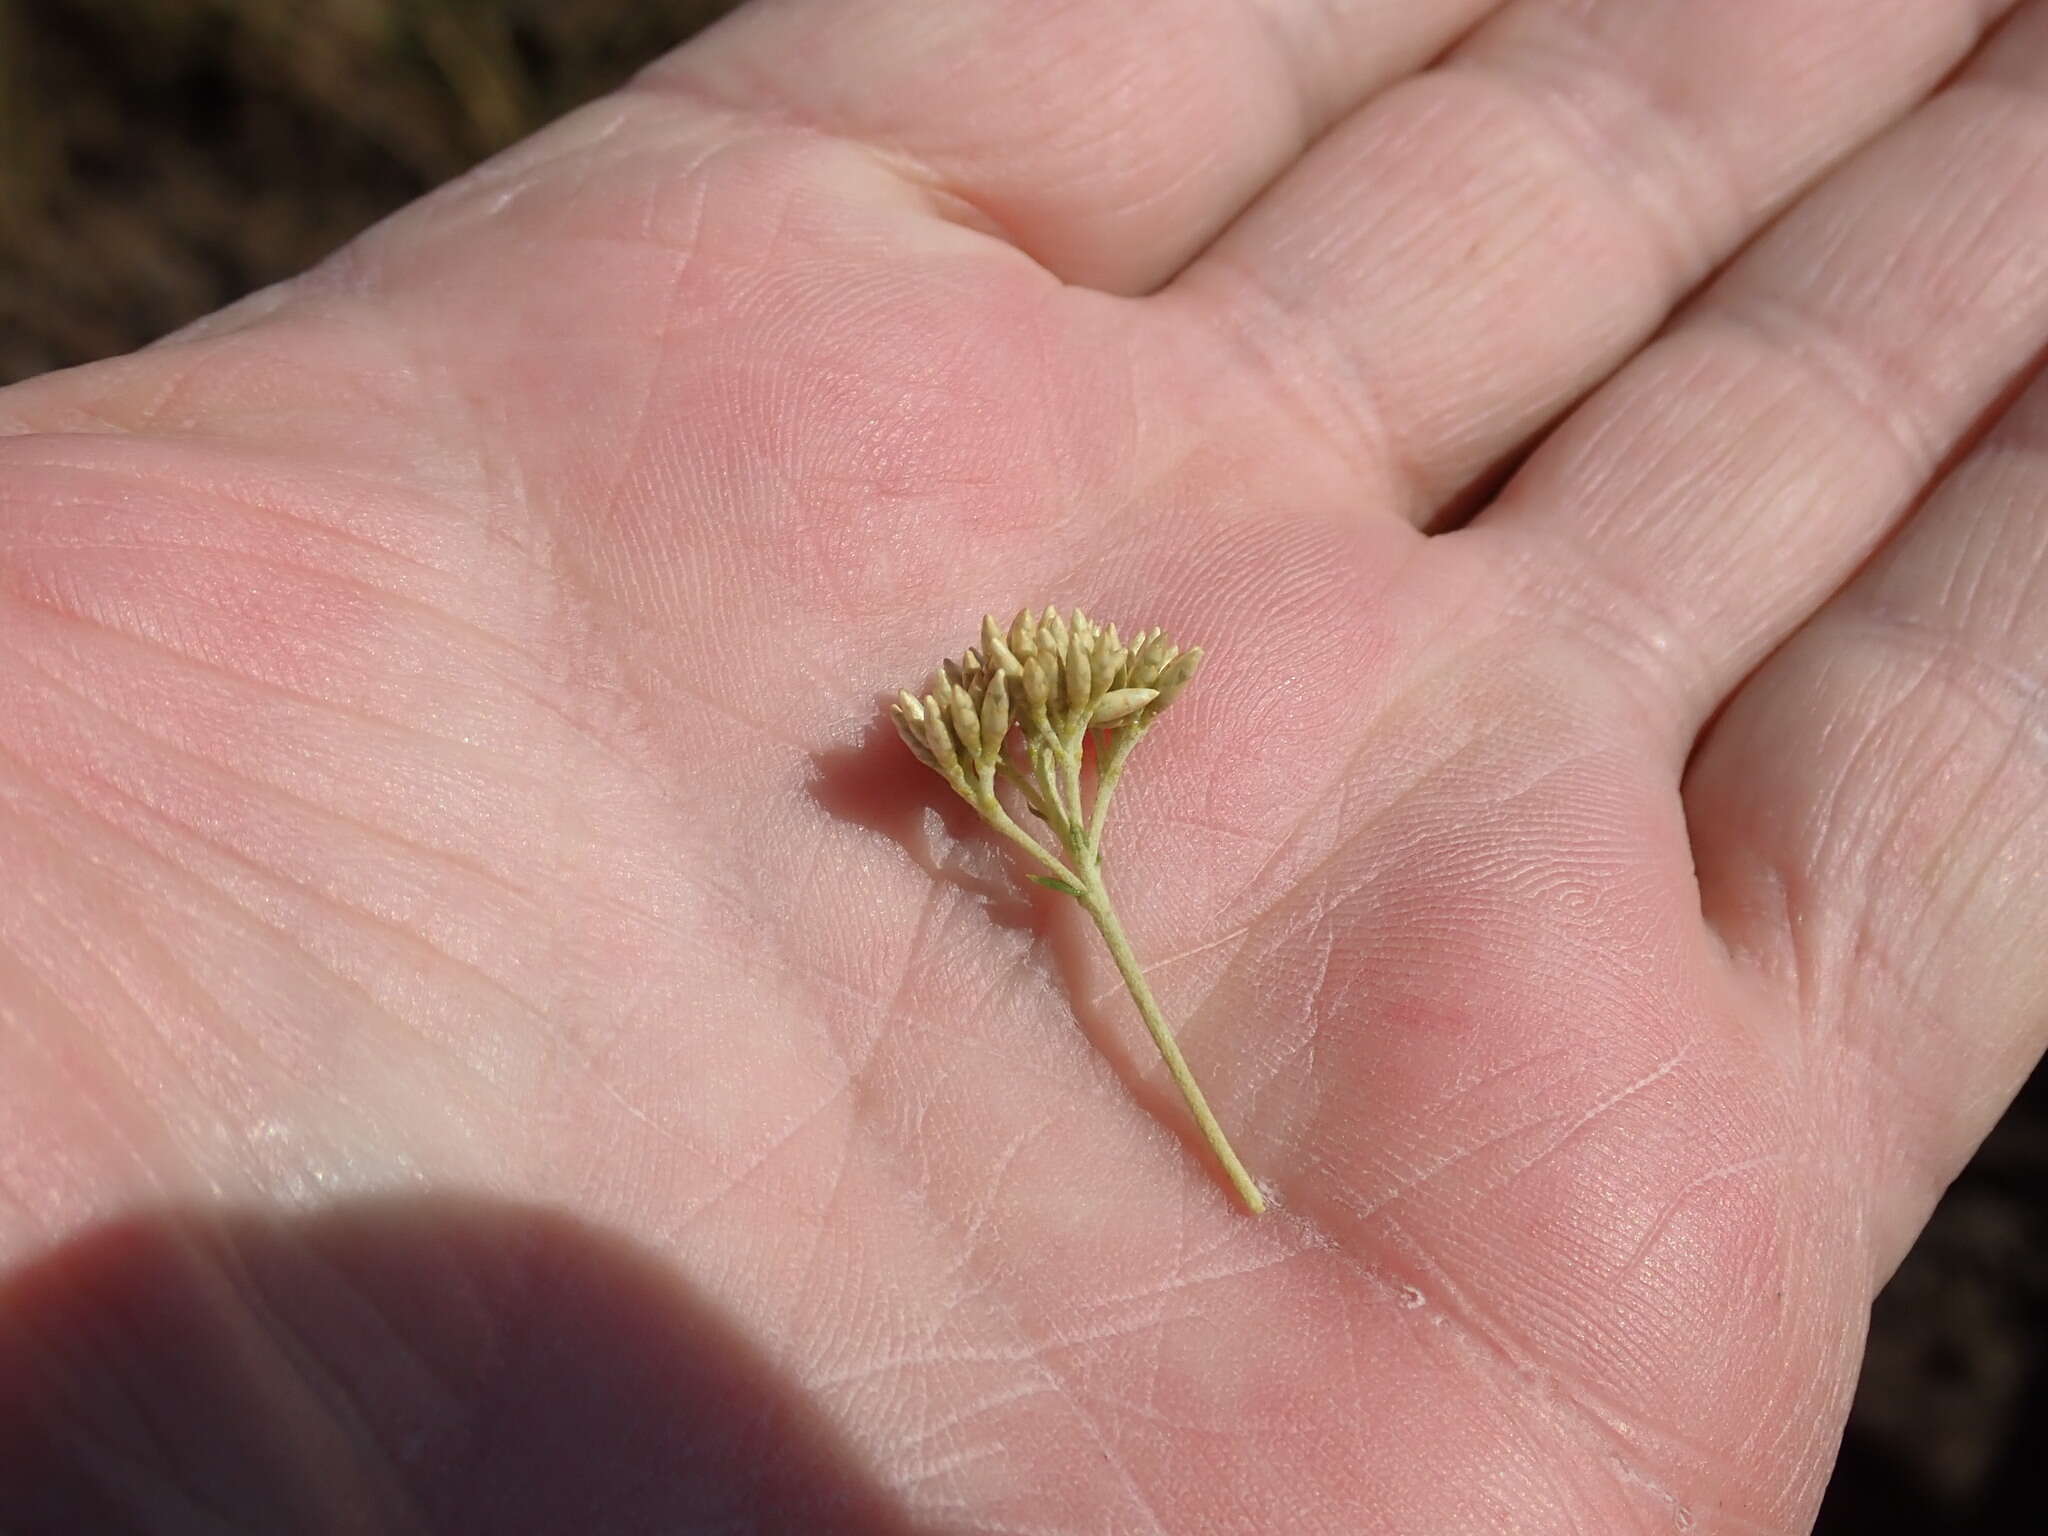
(4, 1, 2048, 1529)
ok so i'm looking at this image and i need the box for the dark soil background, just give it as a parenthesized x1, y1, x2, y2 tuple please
(2, 2, 2044, 1528)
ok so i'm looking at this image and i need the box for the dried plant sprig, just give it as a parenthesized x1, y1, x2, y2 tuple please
(891, 609, 1265, 1214)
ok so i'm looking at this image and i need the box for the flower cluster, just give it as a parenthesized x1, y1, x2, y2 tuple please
(890, 608, 1201, 797)
(887, 608, 1262, 1212)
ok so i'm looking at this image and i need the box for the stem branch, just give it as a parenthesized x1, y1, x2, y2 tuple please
(977, 796, 1072, 881)
(1086, 725, 1143, 856)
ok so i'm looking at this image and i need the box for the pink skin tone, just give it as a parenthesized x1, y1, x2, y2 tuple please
(4, 0, 2048, 1529)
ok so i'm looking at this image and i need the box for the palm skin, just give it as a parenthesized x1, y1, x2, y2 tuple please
(5, 2, 2048, 1531)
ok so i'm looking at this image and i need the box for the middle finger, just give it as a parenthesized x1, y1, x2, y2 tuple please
(1166, 0, 2006, 525)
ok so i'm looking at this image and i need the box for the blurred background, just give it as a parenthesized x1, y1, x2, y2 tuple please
(0, 0, 732, 379)
(1, 1, 2044, 1528)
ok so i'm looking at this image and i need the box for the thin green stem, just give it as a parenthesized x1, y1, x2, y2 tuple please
(1030, 740, 1071, 840)
(1085, 725, 1144, 857)
(976, 795, 1073, 881)
(1078, 873, 1265, 1215)
(1059, 737, 1087, 858)
(995, 757, 1046, 817)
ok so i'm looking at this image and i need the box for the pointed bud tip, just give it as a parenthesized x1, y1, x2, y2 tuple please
(1091, 687, 1159, 725)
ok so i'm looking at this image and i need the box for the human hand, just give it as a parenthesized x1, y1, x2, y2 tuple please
(4, 1, 2046, 1530)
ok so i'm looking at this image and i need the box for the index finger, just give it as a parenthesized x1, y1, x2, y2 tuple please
(650, 0, 1504, 292)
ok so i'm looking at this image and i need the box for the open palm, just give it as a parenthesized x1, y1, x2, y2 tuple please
(6, 2, 2048, 1531)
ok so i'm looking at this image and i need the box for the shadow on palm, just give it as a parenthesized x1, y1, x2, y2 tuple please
(0, 1195, 913, 1534)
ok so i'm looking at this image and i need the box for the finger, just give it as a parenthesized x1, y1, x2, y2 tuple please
(1471, 1, 2048, 740)
(647, 0, 1506, 293)
(1686, 360, 2048, 1277)
(1168, 0, 2011, 523)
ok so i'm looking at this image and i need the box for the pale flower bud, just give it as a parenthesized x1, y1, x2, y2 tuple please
(982, 613, 1023, 679)
(1065, 641, 1091, 714)
(892, 700, 937, 767)
(1092, 625, 1120, 695)
(1008, 608, 1039, 660)
(949, 681, 983, 760)
(1150, 648, 1202, 710)
(1130, 631, 1173, 687)
(979, 671, 1011, 754)
(1021, 653, 1051, 710)
(1091, 688, 1159, 726)
(919, 696, 960, 777)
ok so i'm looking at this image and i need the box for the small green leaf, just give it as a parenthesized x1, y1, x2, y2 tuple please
(1029, 875, 1085, 899)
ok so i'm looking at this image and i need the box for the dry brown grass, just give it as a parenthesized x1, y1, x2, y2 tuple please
(0, 0, 739, 382)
